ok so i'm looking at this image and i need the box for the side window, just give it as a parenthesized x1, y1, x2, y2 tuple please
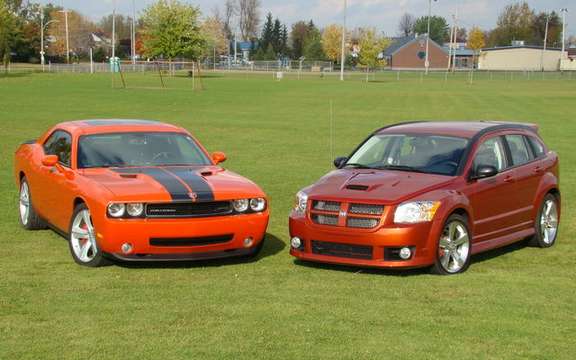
(473, 137, 506, 172)
(43, 130, 72, 167)
(505, 135, 531, 166)
(527, 136, 546, 158)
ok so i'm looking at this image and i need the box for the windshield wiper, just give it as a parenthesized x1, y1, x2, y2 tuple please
(376, 165, 426, 173)
(343, 163, 378, 169)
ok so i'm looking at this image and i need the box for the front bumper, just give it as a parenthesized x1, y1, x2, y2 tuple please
(289, 214, 442, 269)
(94, 212, 269, 260)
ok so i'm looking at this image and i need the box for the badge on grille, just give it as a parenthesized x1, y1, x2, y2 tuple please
(188, 192, 198, 201)
(339, 210, 347, 217)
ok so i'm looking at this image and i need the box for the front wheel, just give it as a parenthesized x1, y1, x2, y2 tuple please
(431, 214, 472, 275)
(529, 194, 559, 248)
(68, 204, 109, 267)
(18, 177, 46, 230)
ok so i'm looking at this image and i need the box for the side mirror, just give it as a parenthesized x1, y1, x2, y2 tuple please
(471, 165, 498, 180)
(333, 156, 348, 168)
(212, 152, 227, 165)
(42, 155, 59, 167)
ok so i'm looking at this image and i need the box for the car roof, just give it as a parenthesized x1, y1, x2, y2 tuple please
(54, 119, 184, 135)
(377, 121, 538, 139)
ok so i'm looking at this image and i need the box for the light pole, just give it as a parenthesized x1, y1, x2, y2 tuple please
(541, 14, 550, 72)
(340, 0, 347, 81)
(424, 0, 437, 75)
(112, 0, 116, 60)
(40, 7, 59, 71)
(561, 8, 568, 59)
(132, 0, 137, 64)
(58, 9, 70, 64)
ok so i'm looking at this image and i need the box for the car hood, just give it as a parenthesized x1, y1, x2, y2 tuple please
(305, 169, 454, 204)
(80, 166, 265, 202)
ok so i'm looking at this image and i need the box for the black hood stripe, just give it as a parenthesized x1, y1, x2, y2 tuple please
(112, 168, 191, 201)
(164, 168, 215, 202)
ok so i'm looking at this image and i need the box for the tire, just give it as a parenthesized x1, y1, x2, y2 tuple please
(18, 177, 47, 230)
(528, 194, 559, 248)
(68, 203, 109, 267)
(431, 214, 472, 275)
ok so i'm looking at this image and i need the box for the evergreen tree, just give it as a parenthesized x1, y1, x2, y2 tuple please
(280, 24, 289, 57)
(259, 12, 274, 53)
(272, 18, 281, 53)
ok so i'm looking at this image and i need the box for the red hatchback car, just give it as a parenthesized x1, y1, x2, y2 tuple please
(289, 122, 560, 274)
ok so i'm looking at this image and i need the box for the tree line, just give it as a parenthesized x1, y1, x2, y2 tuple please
(1, 0, 574, 71)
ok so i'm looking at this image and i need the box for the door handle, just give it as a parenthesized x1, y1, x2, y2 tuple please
(534, 166, 543, 174)
(503, 175, 515, 183)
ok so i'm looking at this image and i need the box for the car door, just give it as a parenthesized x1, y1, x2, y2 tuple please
(503, 134, 542, 226)
(36, 130, 76, 231)
(467, 135, 521, 243)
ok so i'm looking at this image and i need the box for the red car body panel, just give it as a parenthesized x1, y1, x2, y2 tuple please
(14, 120, 269, 261)
(289, 122, 560, 269)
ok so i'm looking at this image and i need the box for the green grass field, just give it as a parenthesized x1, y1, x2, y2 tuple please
(1, 71, 575, 359)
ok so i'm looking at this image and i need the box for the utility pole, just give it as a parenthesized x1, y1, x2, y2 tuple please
(40, 8, 58, 71)
(132, 0, 137, 64)
(561, 8, 568, 59)
(59, 9, 70, 64)
(452, 11, 458, 71)
(340, 0, 347, 81)
(541, 14, 550, 72)
(112, 0, 116, 60)
(425, 0, 437, 74)
(447, 14, 455, 71)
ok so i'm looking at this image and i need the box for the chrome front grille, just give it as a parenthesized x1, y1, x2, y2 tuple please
(309, 199, 384, 229)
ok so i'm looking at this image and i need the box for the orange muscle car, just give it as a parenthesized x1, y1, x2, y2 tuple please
(14, 119, 269, 267)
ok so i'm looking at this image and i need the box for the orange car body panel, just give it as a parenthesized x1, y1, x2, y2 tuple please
(14, 120, 269, 260)
(289, 122, 560, 269)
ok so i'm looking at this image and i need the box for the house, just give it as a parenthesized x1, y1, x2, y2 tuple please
(442, 44, 475, 68)
(478, 45, 562, 71)
(382, 34, 449, 70)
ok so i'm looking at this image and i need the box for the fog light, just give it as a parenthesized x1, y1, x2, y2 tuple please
(291, 237, 302, 249)
(243, 237, 254, 248)
(399, 247, 412, 260)
(121, 243, 133, 254)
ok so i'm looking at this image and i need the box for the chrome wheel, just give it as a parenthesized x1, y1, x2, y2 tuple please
(438, 220, 470, 273)
(70, 209, 98, 263)
(540, 199, 558, 245)
(19, 182, 30, 225)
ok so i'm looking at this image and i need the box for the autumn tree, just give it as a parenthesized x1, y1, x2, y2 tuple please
(46, 9, 95, 61)
(488, 2, 534, 46)
(140, 0, 205, 63)
(467, 27, 485, 67)
(237, 0, 260, 41)
(358, 28, 389, 70)
(532, 11, 561, 47)
(322, 24, 343, 63)
(202, 16, 228, 59)
(413, 16, 449, 45)
(0, 0, 19, 71)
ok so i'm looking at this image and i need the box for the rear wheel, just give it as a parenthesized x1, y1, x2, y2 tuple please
(529, 194, 559, 248)
(68, 204, 109, 267)
(18, 177, 46, 230)
(431, 214, 471, 275)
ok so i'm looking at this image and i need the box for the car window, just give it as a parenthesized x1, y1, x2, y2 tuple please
(473, 137, 506, 172)
(505, 135, 531, 166)
(527, 136, 546, 158)
(43, 130, 72, 167)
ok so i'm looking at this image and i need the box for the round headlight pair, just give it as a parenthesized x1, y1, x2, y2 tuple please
(233, 198, 266, 213)
(107, 203, 144, 218)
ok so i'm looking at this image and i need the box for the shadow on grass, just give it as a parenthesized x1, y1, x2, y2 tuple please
(113, 233, 285, 269)
(0, 72, 34, 78)
(471, 239, 529, 265)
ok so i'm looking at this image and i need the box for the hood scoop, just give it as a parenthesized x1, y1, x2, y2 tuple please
(345, 184, 370, 191)
(119, 174, 138, 179)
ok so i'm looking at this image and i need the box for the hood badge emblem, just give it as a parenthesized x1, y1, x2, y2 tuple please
(188, 192, 198, 202)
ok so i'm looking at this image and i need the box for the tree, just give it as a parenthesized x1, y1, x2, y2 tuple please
(532, 11, 561, 47)
(47, 9, 96, 59)
(489, 2, 534, 46)
(413, 16, 449, 45)
(303, 31, 324, 60)
(398, 13, 415, 37)
(290, 21, 309, 59)
(322, 24, 343, 63)
(358, 28, 389, 70)
(98, 14, 134, 41)
(259, 12, 273, 54)
(237, 0, 260, 41)
(0, 0, 19, 71)
(140, 0, 205, 63)
(202, 16, 228, 59)
(467, 27, 485, 67)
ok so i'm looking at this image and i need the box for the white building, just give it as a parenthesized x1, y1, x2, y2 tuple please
(478, 46, 562, 71)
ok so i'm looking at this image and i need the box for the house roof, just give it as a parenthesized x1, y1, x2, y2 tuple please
(383, 34, 447, 57)
(442, 47, 475, 56)
(481, 45, 562, 52)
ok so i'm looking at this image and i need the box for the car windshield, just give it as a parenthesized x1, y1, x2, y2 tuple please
(346, 134, 469, 176)
(77, 132, 212, 169)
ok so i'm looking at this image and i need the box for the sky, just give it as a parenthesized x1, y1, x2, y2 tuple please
(40, 0, 576, 37)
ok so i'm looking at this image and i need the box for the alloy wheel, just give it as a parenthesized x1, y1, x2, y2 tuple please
(438, 220, 470, 273)
(70, 209, 98, 263)
(540, 199, 559, 245)
(19, 182, 30, 225)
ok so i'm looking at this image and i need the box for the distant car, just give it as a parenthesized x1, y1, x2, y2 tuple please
(14, 119, 269, 267)
(289, 122, 560, 275)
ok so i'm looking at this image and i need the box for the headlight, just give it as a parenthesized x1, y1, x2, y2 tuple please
(126, 203, 144, 217)
(293, 191, 308, 215)
(394, 201, 441, 224)
(233, 199, 249, 213)
(250, 198, 266, 212)
(107, 203, 126, 218)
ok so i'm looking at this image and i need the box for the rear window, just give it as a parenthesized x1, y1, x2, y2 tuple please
(527, 136, 546, 158)
(505, 135, 531, 166)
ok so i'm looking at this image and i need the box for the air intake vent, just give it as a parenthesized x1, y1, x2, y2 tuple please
(312, 200, 341, 212)
(349, 204, 384, 215)
(345, 184, 369, 191)
(347, 217, 379, 229)
(311, 214, 339, 226)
